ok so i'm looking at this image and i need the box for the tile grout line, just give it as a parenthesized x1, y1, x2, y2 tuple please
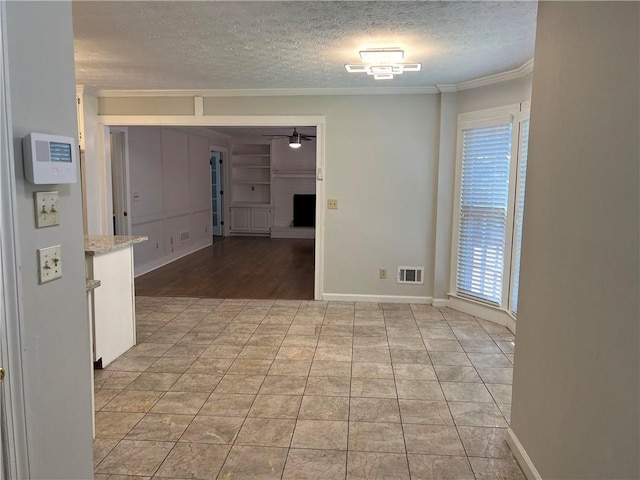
(440, 307, 481, 480)
(214, 301, 295, 478)
(343, 301, 359, 479)
(95, 298, 208, 476)
(138, 300, 250, 478)
(386, 303, 413, 479)
(100, 314, 186, 476)
(148, 299, 229, 479)
(279, 301, 304, 480)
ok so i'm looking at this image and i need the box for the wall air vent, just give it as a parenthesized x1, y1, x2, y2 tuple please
(179, 230, 190, 242)
(397, 266, 424, 284)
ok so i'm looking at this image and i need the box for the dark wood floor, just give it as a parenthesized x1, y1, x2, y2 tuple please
(135, 236, 315, 299)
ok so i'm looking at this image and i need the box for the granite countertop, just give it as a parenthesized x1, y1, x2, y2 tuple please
(84, 235, 148, 256)
(86, 279, 101, 292)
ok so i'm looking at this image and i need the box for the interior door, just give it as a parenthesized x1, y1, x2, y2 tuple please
(210, 151, 223, 236)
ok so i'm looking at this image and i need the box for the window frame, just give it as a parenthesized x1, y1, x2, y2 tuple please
(450, 103, 530, 315)
(508, 101, 531, 315)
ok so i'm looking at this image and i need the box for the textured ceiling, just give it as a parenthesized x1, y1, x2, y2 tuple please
(72, 1, 538, 91)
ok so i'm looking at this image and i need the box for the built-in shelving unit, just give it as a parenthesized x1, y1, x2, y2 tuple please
(230, 143, 272, 235)
(228, 138, 317, 238)
(231, 144, 271, 205)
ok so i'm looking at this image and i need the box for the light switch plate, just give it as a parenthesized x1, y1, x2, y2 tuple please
(34, 191, 59, 227)
(38, 245, 62, 283)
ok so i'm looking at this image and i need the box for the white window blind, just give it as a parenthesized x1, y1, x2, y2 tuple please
(456, 123, 513, 305)
(510, 119, 530, 314)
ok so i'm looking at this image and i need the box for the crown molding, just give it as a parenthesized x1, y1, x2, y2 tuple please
(76, 84, 99, 97)
(436, 84, 458, 93)
(96, 86, 439, 98)
(438, 59, 534, 93)
(91, 59, 533, 98)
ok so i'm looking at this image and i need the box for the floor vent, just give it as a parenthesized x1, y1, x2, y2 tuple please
(397, 266, 424, 284)
(180, 230, 190, 242)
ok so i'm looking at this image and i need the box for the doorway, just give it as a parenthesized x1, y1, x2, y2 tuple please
(98, 115, 325, 299)
(131, 127, 317, 299)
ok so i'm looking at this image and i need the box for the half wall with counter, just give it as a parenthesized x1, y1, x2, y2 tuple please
(85, 235, 147, 367)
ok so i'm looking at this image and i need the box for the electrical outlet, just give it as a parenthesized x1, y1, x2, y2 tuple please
(379, 268, 387, 279)
(38, 245, 62, 283)
(327, 199, 338, 209)
(34, 191, 60, 227)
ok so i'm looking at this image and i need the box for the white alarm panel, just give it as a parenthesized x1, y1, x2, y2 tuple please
(23, 133, 78, 184)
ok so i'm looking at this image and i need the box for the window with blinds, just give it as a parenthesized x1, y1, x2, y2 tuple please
(456, 123, 513, 305)
(510, 118, 530, 314)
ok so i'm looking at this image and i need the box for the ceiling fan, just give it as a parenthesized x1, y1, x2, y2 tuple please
(263, 128, 316, 149)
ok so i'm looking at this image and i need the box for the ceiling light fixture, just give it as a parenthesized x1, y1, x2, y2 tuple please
(289, 133, 302, 149)
(345, 48, 421, 80)
(263, 128, 315, 149)
(359, 48, 404, 63)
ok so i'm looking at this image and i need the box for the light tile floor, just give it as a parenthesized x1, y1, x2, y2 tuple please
(93, 297, 525, 480)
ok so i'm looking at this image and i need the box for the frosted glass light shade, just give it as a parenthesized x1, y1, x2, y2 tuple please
(359, 49, 404, 63)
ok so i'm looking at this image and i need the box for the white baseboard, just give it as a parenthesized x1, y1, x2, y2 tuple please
(228, 232, 270, 237)
(134, 238, 211, 277)
(322, 293, 433, 304)
(507, 428, 542, 480)
(447, 294, 516, 334)
(432, 298, 450, 307)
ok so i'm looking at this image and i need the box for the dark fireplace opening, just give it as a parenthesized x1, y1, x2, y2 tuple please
(293, 194, 316, 227)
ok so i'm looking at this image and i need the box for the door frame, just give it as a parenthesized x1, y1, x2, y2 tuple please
(97, 115, 326, 300)
(0, 2, 30, 476)
(209, 144, 228, 237)
(109, 127, 131, 236)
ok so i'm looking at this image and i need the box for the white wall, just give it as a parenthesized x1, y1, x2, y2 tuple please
(510, 2, 639, 478)
(6, 2, 94, 477)
(128, 126, 219, 275)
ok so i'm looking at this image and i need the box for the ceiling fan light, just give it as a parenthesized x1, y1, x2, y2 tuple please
(289, 134, 302, 148)
(374, 73, 394, 80)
